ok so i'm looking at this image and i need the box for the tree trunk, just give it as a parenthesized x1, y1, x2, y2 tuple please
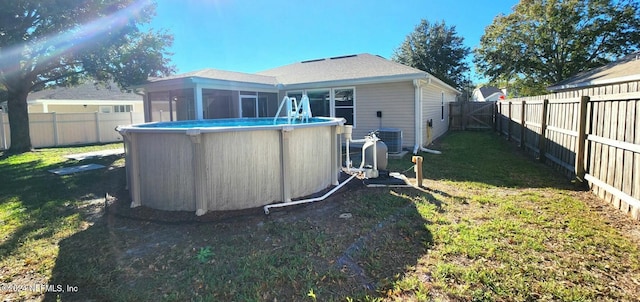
(7, 88, 33, 153)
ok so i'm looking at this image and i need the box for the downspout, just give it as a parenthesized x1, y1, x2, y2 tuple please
(413, 78, 442, 155)
(413, 79, 422, 154)
(133, 88, 149, 122)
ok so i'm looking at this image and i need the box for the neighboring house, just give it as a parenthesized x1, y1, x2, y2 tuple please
(472, 86, 505, 102)
(135, 53, 459, 151)
(24, 81, 143, 113)
(548, 51, 640, 94)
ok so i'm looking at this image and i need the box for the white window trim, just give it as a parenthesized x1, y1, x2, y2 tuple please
(333, 86, 356, 127)
(285, 87, 356, 127)
(239, 93, 258, 118)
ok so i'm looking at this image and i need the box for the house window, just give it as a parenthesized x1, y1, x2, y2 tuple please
(99, 106, 112, 113)
(441, 92, 445, 121)
(334, 88, 354, 126)
(114, 105, 133, 112)
(286, 87, 355, 126)
(257, 92, 278, 117)
(306, 89, 331, 117)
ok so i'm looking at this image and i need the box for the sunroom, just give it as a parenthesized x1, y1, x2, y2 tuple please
(136, 69, 281, 122)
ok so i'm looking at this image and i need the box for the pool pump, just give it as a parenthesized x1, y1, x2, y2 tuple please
(343, 126, 388, 179)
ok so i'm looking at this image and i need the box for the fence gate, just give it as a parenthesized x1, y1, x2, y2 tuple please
(449, 101, 496, 130)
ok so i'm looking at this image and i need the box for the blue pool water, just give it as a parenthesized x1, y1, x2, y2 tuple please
(136, 117, 337, 129)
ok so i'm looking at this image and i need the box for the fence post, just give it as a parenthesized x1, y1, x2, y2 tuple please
(538, 99, 549, 162)
(462, 102, 468, 131)
(0, 113, 7, 150)
(95, 112, 102, 143)
(52, 112, 59, 146)
(520, 101, 526, 150)
(507, 101, 512, 141)
(493, 101, 500, 132)
(575, 96, 590, 181)
(497, 102, 503, 135)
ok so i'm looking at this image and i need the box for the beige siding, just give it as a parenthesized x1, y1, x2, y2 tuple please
(28, 103, 45, 113)
(355, 81, 416, 147)
(421, 85, 455, 145)
(47, 104, 102, 113)
(29, 103, 143, 114)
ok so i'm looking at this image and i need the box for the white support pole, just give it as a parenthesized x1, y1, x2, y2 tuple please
(52, 112, 59, 146)
(95, 112, 102, 143)
(280, 127, 293, 202)
(187, 129, 207, 216)
(0, 113, 7, 150)
(194, 85, 203, 120)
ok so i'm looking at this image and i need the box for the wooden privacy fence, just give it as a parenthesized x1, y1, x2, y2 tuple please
(0, 112, 144, 150)
(449, 101, 496, 130)
(496, 93, 640, 220)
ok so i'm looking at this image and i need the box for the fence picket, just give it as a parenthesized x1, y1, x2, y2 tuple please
(0, 112, 144, 150)
(494, 91, 640, 221)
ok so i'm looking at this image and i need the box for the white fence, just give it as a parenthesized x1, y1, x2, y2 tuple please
(0, 112, 145, 150)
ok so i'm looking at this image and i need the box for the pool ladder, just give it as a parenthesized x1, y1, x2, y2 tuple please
(273, 95, 312, 124)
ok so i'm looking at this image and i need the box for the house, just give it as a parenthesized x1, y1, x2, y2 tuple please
(472, 86, 505, 102)
(25, 81, 143, 113)
(135, 53, 460, 152)
(548, 51, 640, 94)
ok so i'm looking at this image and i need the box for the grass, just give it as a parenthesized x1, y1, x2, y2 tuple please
(1, 132, 639, 301)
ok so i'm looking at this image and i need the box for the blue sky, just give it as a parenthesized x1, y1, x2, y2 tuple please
(149, 0, 520, 81)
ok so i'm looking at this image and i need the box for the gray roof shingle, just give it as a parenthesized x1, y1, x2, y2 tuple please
(256, 53, 426, 85)
(149, 68, 278, 86)
(144, 53, 431, 89)
(28, 81, 141, 101)
(548, 52, 640, 92)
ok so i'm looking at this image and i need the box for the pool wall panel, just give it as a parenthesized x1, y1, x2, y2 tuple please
(134, 132, 195, 211)
(200, 130, 282, 211)
(288, 126, 333, 198)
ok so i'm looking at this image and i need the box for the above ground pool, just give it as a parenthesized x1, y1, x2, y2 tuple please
(117, 117, 344, 215)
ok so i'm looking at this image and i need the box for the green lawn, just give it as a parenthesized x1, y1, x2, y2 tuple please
(1, 133, 639, 301)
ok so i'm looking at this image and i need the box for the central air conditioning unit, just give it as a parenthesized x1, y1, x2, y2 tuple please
(377, 128, 402, 153)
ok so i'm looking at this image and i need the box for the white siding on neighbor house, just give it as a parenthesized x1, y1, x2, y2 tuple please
(421, 84, 455, 145)
(355, 81, 416, 147)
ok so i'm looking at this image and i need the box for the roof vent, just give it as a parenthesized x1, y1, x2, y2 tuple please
(329, 54, 357, 60)
(301, 58, 326, 63)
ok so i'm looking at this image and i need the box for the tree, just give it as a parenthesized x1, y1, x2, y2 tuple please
(392, 19, 470, 90)
(475, 0, 640, 96)
(0, 0, 174, 153)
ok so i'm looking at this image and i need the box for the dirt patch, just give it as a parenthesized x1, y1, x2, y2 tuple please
(105, 173, 367, 224)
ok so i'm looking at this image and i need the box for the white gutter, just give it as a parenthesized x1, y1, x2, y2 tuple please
(280, 73, 426, 90)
